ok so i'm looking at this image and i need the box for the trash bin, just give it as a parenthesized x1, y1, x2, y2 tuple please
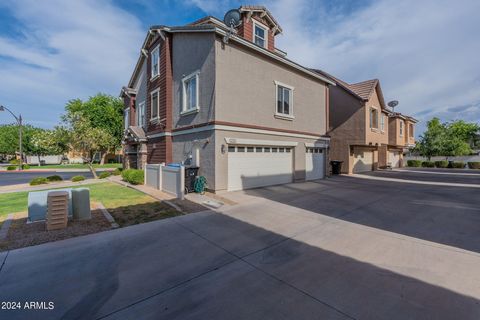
(330, 160, 343, 175)
(184, 167, 199, 193)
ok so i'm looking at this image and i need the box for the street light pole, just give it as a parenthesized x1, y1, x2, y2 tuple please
(0, 105, 23, 170)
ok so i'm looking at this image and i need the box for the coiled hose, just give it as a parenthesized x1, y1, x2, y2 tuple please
(194, 176, 208, 194)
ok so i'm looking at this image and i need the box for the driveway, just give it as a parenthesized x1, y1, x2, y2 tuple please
(0, 171, 95, 186)
(0, 174, 479, 319)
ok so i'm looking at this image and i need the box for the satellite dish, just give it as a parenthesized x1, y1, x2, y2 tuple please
(223, 9, 241, 28)
(222, 9, 241, 44)
(387, 100, 399, 109)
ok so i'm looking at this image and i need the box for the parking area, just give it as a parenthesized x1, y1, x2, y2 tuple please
(0, 172, 479, 319)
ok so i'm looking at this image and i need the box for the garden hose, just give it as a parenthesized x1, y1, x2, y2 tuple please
(194, 176, 208, 194)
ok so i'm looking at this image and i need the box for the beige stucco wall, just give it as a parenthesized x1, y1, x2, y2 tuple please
(214, 37, 327, 135)
(364, 88, 389, 146)
(213, 130, 326, 192)
(388, 117, 406, 147)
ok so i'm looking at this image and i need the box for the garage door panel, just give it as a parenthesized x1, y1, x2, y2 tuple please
(228, 146, 293, 191)
(389, 151, 400, 168)
(305, 147, 325, 180)
(353, 149, 373, 173)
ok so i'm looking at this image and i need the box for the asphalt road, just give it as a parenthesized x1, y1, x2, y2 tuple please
(0, 171, 95, 186)
(1, 171, 479, 319)
(364, 168, 480, 184)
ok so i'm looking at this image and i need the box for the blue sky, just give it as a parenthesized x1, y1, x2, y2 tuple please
(0, 0, 479, 136)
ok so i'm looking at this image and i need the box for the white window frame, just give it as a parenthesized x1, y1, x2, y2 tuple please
(150, 88, 160, 121)
(399, 120, 404, 136)
(150, 45, 160, 79)
(380, 113, 385, 132)
(253, 20, 268, 49)
(137, 101, 145, 127)
(124, 108, 130, 130)
(181, 71, 200, 115)
(274, 80, 294, 120)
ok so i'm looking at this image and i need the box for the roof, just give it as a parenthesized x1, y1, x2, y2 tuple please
(125, 126, 147, 142)
(347, 79, 379, 100)
(239, 5, 283, 34)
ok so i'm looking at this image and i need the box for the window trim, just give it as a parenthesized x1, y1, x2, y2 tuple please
(399, 120, 404, 136)
(274, 80, 294, 120)
(150, 88, 160, 121)
(369, 107, 379, 129)
(253, 20, 268, 49)
(124, 108, 130, 130)
(150, 44, 160, 80)
(380, 112, 385, 132)
(137, 101, 146, 127)
(181, 71, 200, 115)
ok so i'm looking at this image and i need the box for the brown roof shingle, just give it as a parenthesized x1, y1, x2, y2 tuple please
(347, 79, 379, 100)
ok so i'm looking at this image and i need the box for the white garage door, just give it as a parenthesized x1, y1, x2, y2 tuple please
(305, 147, 325, 180)
(353, 149, 373, 173)
(228, 145, 293, 191)
(389, 151, 401, 168)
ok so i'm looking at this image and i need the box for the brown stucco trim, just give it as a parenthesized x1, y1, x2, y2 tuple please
(171, 120, 327, 138)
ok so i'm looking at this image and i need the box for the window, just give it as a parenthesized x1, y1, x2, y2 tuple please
(182, 72, 199, 114)
(151, 90, 159, 119)
(264, 147, 271, 152)
(137, 102, 145, 127)
(380, 114, 385, 131)
(370, 108, 378, 129)
(253, 21, 267, 48)
(151, 45, 160, 78)
(228, 146, 236, 152)
(247, 147, 254, 152)
(256, 147, 263, 152)
(124, 109, 130, 130)
(399, 120, 404, 136)
(272, 148, 278, 153)
(237, 147, 245, 152)
(276, 82, 294, 118)
(409, 123, 414, 137)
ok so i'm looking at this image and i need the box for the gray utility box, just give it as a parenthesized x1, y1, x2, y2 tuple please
(72, 188, 91, 220)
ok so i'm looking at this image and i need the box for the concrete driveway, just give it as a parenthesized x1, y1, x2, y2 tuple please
(0, 173, 479, 319)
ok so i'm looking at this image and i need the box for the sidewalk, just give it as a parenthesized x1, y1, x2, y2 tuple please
(0, 179, 106, 194)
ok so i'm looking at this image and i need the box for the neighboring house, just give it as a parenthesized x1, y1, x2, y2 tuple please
(311, 70, 417, 173)
(121, 5, 335, 192)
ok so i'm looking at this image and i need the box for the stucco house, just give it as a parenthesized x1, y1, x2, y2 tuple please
(311, 70, 417, 173)
(121, 6, 335, 192)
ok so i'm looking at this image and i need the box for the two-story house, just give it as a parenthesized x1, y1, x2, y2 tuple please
(121, 6, 335, 192)
(311, 69, 417, 173)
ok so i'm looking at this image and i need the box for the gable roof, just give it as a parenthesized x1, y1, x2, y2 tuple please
(239, 5, 282, 34)
(347, 79, 378, 100)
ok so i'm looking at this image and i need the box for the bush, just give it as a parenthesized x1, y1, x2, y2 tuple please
(421, 161, 435, 168)
(6, 165, 17, 171)
(407, 160, 423, 167)
(71, 175, 86, 182)
(121, 169, 144, 185)
(98, 171, 112, 179)
(451, 161, 465, 169)
(23, 164, 30, 169)
(30, 177, 48, 186)
(112, 168, 122, 176)
(46, 175, 63, 182)
(467, 162, 480, 169)
(434, 160, 448, 168)
(9, 159, 20, 165)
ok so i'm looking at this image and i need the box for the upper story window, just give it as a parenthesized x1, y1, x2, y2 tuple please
(151, 89, 159, 119)
(124, 109, 130, 130)
(380, 113, 385, 131)
(399, 120, 404, 136)
(182, 71, 200, 114)
(151, 45, 160, 79)
(137, 101, 145, 127)
(409, 123, 414, 137)
(253, 21, 268, 48)
(370, 108, 378, 129)
(275, 81, 294, 119)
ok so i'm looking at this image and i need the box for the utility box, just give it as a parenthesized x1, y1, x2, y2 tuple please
(46, 191, 69, 231)
(72, 188, 91, 220)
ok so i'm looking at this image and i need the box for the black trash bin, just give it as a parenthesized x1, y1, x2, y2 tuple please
(184, 166, 199, 193)
(330, 160, 343, 175)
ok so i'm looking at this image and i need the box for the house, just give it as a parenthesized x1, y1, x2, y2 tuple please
(121, 6, 335, 192)
(311, 70, 417, 173)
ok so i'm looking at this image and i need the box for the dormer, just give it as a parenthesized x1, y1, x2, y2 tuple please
(236, 6, 282, 53)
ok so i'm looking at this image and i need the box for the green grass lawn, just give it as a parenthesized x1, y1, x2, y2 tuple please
(28, 163, 122, 170)
(0, 182, 155, 217)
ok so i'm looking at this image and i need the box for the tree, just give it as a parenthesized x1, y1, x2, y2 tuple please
(414, 118, 445, 160)
(63, 94, 123, 164)
(0, 123, 41, 159)
(30, 128, 70, 166)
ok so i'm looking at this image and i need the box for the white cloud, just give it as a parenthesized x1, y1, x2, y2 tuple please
(0, 0, 145, 127)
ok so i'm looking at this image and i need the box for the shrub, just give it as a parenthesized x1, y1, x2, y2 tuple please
(421, 161, 435, 168)
(451, 161, 465, 169)
(434, 160, 448, 168)
(112, 168, 122, 176)
(9, 159, 20, 165)
(98, 171, 112, 179)
(30, 177, 48, 186)
(467, 162, 480, 169)
(407, 160, 422, 167)
(121, 169, 144, 185)
(23, 164, 30, 169)
(71, 175, 85, 182)
(7, 165, 17, 171)
(46, 175, 63, 182)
